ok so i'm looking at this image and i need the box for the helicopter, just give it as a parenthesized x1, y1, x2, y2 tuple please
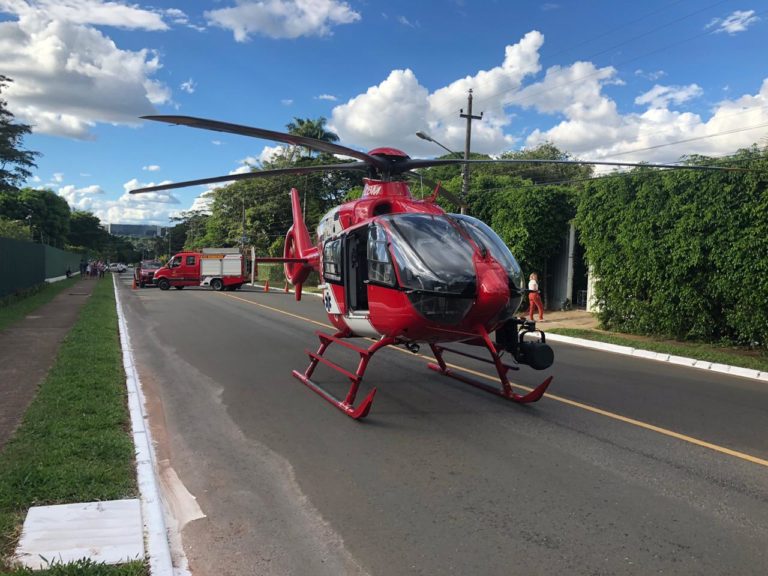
(132, 115, 737, 420)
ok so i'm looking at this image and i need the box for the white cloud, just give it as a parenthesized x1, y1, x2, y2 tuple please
(635, 84, 703, 109)
(205, 0, 361, 41)
(0, 1, 171, 139)
(331, 31, 544, 154)
(329, 29, 768, 171)
(0, 0, 168, 30)
(122, 178, 178, 203)
(316, 94, 338, 101)
(57, 183, 103, 210)
(281, 99, 294, 106)
(257, 145, 285, 164)
(397, 15, 418, 28)
(527, 78, 768, 166)
(707, 10, 760, 35)
(163, 7, 202, 30)
(635, 69, 666, 81)
(180, 79, 196, 94)
(189, 191, 214, 214)
(143, 165, 161, 172)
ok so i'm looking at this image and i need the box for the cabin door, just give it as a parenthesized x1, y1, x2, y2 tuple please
(344, 228, 369, 312)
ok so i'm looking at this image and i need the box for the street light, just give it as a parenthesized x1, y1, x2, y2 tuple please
(415, 131, 460, 158)
(416, 131, 467, 214)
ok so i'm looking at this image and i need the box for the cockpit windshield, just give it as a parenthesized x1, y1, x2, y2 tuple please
(450, 214, 524, 293)
(379, 214, 476, 296)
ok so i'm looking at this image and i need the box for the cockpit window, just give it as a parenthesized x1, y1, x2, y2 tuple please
(450, 214, 525, 292)
(367, 224, 395, 286)
(323, 238, 342, 282)
(380, 214, 475, 295)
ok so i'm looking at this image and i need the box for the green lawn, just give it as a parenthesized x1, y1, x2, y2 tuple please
(0, 279, 147, 575)
(547, 327, 768, 373)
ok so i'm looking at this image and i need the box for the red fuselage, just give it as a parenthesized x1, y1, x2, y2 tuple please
(293, 178, 524, 344)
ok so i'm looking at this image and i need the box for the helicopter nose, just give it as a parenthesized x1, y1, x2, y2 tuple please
(472, 259, 510, 320)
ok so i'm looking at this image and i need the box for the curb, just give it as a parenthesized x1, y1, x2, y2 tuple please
(113, 275, 175, 574)
(546, 332, 768, 383)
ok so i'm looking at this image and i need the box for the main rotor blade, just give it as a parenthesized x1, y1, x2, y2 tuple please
(129, 162, 368, 194)
(142, 115, 391, 172)
(401, 157, 742, 172)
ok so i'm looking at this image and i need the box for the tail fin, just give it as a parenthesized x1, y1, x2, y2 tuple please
(283, 188, 319, 300)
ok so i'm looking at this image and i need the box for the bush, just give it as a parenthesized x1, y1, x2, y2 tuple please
(575, 148, 768, 347)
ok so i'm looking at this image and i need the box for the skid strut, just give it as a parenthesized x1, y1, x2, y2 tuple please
(292, 331, 396, 420)
(427, 325, 552, 403)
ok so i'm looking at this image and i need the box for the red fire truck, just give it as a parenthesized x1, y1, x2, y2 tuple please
(153, 248, 248, 291)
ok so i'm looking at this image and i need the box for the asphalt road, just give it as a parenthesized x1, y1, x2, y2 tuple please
(118, 276, 768, 576)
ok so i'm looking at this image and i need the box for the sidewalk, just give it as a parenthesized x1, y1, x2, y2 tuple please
(534, 308, 599, 330)
(0, 278, 98, 450)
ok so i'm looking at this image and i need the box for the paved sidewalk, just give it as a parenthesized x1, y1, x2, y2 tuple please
(532, 308, 599, 330)
(0, 278, 98, 450)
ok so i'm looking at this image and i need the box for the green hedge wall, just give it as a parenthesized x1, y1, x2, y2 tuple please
(575, 148, 768, 346)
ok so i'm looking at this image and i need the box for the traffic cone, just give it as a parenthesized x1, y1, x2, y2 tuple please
(264, 279, 269, 292)
(132, 277, 137, 290)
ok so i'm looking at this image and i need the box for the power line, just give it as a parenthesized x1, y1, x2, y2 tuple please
(432, 0, 737, 127)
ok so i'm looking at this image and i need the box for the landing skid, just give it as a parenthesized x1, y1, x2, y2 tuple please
(427, 325, 553, 403)
(292, 331, 396, 420)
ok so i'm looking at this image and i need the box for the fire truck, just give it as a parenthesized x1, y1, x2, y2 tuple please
(153, 248, 249, 291)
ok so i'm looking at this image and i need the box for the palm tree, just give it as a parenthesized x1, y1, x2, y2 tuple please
(285, 117, 339, 159)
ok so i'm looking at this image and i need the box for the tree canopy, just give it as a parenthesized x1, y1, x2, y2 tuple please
(0, 75, 39, 192)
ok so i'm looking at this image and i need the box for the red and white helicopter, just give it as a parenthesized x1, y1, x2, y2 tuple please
(132, 116, 732, 419)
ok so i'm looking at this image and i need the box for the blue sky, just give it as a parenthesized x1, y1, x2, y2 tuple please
(1, 0, 766, 225)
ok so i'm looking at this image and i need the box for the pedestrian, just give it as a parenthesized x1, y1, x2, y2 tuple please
(86, 262, 92, 278)
(528, 272, 544, 322)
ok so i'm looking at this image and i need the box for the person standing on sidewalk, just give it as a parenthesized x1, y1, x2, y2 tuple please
(528, 272, 544, 322)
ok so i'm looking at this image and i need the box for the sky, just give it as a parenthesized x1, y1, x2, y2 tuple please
(1, 0, 766, 226)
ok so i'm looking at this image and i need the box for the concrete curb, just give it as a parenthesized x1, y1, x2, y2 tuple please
(546, 332, 768, 383)
(113, 275, 175, 574)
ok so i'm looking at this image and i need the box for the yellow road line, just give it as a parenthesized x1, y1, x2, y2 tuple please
(220, 291, 768, 468)
(223, 292, 331, 329)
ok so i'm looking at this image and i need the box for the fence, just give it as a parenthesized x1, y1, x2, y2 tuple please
(0, 237, 84, 298)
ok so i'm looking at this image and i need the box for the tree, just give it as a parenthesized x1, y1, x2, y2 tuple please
(0, 187, 70, 246)
(68, 210, 110, 250)
(0, 76, 39, 192)
(286, 117, 339, 143)
(0, 218, 31, 240)
(496, 142, 593, 183)
(285, 117, 339, 158)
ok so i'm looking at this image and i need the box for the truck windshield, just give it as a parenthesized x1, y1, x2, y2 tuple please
(380, 214, 475, 296)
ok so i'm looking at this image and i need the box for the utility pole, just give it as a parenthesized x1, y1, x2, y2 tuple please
(459, 88, 482, 215)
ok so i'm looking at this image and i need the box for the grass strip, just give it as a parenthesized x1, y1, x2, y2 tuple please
(0, 279, 147, 575)
(0, 278, 81, 333)
(548, 327, 768, 373)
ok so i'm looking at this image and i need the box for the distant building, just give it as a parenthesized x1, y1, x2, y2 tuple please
(106, 223, 164, 238)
